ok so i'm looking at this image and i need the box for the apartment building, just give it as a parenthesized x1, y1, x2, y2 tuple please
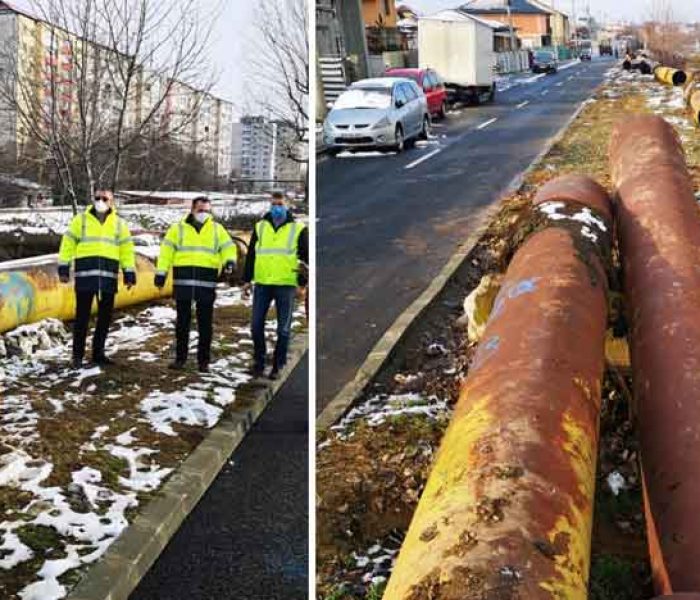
(0, 1, 233, 179)
(236, 116, 303, 189)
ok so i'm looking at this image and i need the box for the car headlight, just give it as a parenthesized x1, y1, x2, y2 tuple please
(372, 116, 390, 130)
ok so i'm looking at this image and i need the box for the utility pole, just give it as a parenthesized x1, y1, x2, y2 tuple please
(506, 0, 516, 52)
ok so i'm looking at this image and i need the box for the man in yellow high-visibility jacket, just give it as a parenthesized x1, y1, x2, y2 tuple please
(155, 196, 237, 372)
(58, 190, 136, 368)
(243, 191, 308, 379)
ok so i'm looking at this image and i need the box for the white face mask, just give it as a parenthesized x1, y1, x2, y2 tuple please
(194, 211, 209, 224)
(94, 200, 108, 214)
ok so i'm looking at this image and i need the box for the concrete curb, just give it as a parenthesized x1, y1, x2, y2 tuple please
(67, 333, 308, 600)
(316, 93, 595, 430)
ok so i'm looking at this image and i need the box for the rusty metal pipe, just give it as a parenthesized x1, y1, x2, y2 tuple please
(655, 65, 688, 86)
(383, 175, 612, 600)
(610, 115, 700, 595)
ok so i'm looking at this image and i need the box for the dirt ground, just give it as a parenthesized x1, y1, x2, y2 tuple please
(316, 63, 700, 599)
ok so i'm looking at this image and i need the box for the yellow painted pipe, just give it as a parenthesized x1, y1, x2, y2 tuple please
(0, 252, 173, 334)
(654, 65, 688, 86)
(690, 90, 700, 126)
(383, 176, 612, 600)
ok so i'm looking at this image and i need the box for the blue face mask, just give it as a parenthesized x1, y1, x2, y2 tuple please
(270, 205, 287, 221)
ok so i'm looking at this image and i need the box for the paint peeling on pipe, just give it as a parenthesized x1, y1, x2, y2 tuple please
(690, 90, 700, 126)
(611, 114, 700, 595)
(382, 175, 612, 600)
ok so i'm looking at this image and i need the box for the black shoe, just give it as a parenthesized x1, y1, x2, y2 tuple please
(71, 356, 83, 369)
(168, 360, 186, 370)
(268, 368, 280, 380)
(198, 363, 210, 373)
(93, 355, 115, 366)
(250, 365, 264, 378)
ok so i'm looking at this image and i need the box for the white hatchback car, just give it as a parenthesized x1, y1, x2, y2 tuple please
(323, 78, 430, 155)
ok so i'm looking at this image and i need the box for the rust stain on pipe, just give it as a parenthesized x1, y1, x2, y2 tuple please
(383, 175, 612, 600)
(611, 114, 700, 595)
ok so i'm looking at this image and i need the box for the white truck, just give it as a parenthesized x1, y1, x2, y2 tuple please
(418, 10, 497, 105)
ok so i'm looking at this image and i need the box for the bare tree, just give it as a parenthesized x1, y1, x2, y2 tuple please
(0, 0, 220, 212)
(246, 0, 308, 182)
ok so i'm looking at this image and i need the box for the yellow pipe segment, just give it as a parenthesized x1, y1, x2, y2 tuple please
(690, 90, 700, 126)
(654, 65, 688, 86)
(0, 252, 173, 334)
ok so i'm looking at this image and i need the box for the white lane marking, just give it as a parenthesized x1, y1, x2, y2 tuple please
(516, 100, 529, 109)
(559, 60, 581, 71)
(476, 117, 498, 130)
(541, 90, 549, 96)
(567, 75, 574, 81)
(555, 82, 564, 87)
(404, 147, 442, 170)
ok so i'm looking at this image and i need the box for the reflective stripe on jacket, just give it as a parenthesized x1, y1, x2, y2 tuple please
(253, 220, 304, 286)
(156, 216, 236, 290)
(58, 207, 135, 293)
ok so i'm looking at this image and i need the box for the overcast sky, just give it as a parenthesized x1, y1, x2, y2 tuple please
(407, 0, 700, 23)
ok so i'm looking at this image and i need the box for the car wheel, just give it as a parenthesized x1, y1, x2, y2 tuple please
(488, 84, 496, 103)
(393, 125, 404, 153)
(327, 148, 339, 158)
(419, 115, 430, 140)
(438, 100, 447, 119)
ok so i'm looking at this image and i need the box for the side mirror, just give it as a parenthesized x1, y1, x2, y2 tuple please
(395, 99, 405, 109)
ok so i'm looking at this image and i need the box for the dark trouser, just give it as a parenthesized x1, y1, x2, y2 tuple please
(73, 290, 115, 361)
(175, 295, 214, 365)
(251, 284, 296, 371)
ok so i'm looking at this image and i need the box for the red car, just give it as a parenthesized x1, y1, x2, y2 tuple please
(384, 68, 448, 119)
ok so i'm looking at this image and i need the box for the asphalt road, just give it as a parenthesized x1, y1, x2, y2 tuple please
(130, 356, 309, 600)
(318, 58, 614, 411)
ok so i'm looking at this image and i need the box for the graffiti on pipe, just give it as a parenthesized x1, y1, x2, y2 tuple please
(0, 271, 35, 322)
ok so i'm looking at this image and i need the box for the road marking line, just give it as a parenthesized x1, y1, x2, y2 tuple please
(567, 75, 574, 81)
(555, 82, 564, 87)
(516, 100, 529, 109)
(476, 117, 497, 130)
(541, 90, 549, 95)
(404, 147, 442, 170)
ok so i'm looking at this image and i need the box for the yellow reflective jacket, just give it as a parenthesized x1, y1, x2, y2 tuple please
(253, 220, 305, 286)
(156, 215, 237, 291)
(58, 207, 135, 293)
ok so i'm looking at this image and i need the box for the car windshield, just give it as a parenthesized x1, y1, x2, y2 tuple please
(389, 72, 420, 84)
(535, 52, 553, 61)
(334, 87, 391, 110)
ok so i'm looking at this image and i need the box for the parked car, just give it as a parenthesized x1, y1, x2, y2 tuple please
(323, 78, 430, 155)
(580, 47, 592, 61)
(532, 50, 558, 74)
(384, 67, 448, 119)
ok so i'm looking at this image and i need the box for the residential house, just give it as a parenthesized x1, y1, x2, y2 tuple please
(362, 0, 397, 28)
(529, 0, 570, 47)
(460, 0, 553, 48)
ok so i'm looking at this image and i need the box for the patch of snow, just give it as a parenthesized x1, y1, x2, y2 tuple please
(607, 470, 626, 496)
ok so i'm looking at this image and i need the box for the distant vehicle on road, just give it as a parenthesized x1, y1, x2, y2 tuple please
(580, 48, 592, 61)
(418, 10, 497, 105)
(532, 50, 559, 74)
(323, 78, 430, 156)
(384, 67, 448, 119)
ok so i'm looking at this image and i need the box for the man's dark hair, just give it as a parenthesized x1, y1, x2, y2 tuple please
(271, 191, 284, 200)
(192, 196, 211, 209)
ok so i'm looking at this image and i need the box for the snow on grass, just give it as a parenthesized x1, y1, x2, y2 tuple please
(0, 197, 276, 235)
(0, 280, 306, 598)
(329, 392, 449, 437)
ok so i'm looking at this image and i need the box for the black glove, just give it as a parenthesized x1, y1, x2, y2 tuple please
(154, 273, 166, 289)
(124, 270, 137, 287)
(58, 264, 70, 283)
(223, 261, 236, 276)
